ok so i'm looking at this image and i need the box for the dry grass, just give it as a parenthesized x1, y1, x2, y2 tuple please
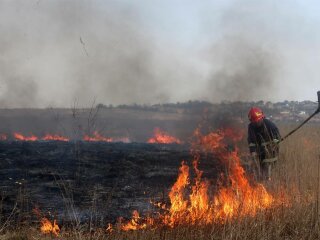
(1, 125, 320, 240)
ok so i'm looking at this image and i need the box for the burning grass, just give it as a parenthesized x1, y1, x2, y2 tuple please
(12, 132, 69, 142)
(32, 208, 60, 237)
(0, 126, 319, 239)
(83, 131, 113, 142)
(119, 128, 276, 231)
(148, 127, 182, 144)
(0, 132, 132, 142)
(13, 133, 38, 141)
(1, 203, 319, 240)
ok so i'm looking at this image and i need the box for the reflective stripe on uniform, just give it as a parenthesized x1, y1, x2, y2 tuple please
(261, 139, 279, 147)
(262, 157, 278, 163)
(249, 143, 256, 147)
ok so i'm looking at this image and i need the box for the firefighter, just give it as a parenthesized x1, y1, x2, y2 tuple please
(247, 107, 281, 181)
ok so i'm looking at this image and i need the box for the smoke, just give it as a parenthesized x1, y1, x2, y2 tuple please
(204, 0, 283, 102)
(0, 78, 38, 108)
(206, 36, 280, 102)
(0, 42, 39, 108)
(0, 0, 318, 107)
(0, 0, 180, 107)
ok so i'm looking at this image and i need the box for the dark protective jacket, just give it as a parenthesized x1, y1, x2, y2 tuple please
(247, 118, 281, 160)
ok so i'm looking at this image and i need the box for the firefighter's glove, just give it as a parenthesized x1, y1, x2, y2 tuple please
(272, 139, 280, 144)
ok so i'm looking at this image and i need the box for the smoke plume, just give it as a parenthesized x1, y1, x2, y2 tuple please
(0, 0, 176, 107)
(0, 0, 318, 107)
(206, 36, 279, 102)
(204, 0, 283, 102)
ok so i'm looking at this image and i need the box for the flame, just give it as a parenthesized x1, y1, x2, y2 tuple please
(14, 133, 38, 141)
(40, 218, 60, 236)
(0, 134, 7, 140)
(148, 128, 182, 144)
(9, 132, 128, 142)
(42, 134, 69, 142)
(120, 128, 276, 230)
(83, 131, 113, 142)
(33, 208, 60, 236)
(164, 129, 274, 225)
(212, 150, 273, 221)
(121, 210, 148, 231)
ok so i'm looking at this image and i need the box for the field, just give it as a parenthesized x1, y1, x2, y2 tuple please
(0, 124, 319, 240)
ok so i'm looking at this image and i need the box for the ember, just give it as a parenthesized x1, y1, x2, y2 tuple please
(83, 131, 113, 142)
(42, 134, 69, 142)
(148, 128, 182, 144)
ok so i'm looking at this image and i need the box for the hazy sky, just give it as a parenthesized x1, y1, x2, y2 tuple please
(0, 0, 319, 107)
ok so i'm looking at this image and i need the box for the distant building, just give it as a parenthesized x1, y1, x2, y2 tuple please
(280, 111, 290, 115)
(299, 111, 306, 115)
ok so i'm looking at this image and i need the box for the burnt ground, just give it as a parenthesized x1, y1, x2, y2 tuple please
(0, 141, 222, 225)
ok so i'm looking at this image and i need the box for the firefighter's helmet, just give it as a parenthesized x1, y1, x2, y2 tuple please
(248, 107, 265, 123)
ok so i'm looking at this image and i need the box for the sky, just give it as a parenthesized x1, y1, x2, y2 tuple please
(0, 0, 319, 108)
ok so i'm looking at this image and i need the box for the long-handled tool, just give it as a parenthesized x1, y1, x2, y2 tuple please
(279, 91, 320, 143)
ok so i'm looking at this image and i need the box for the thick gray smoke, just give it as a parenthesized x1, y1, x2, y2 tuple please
(0, 4, 40, 108)
(0, 0, 178, 107)
(204, 1, 283, 102)
(206, 37, 279, 102)
(0, 0, 318, 107)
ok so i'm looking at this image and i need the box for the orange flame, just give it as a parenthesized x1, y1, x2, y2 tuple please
(148, 128, 182, 144)
(121, 210, 148, 231)
(83, 131, 113, 142)
(42, 134, 69, 142)
(33, 208, 60, 236)
(40, 218, 60, 236)
(14, 133, 38, 141)
(164, 129, 274, 225)
(121, 128, 276, 230)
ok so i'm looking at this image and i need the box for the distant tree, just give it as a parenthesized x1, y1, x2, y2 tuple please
(96, 103, 107, 109)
